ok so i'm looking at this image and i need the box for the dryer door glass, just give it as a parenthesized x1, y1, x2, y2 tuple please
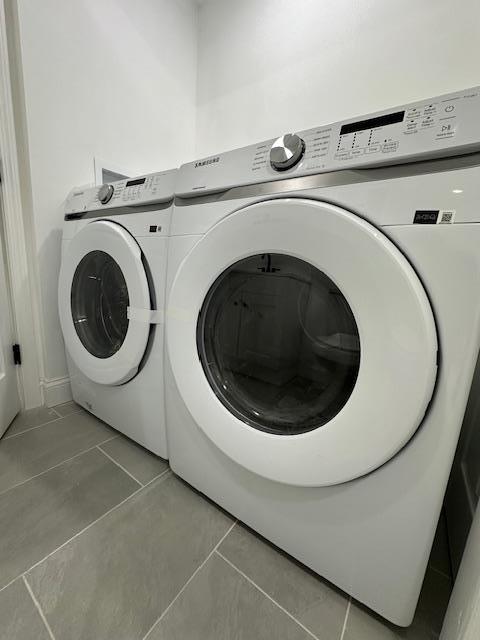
(197, 253, 360, 435)
(71, 250, 129, 359)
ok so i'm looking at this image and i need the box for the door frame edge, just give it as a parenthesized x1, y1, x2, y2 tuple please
(0, 0, 43, 409)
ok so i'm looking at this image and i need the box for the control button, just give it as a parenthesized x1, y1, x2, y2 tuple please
(382, 141, 399, 153)
(98, 184, 114, 204)
(406, 108, 421, 119)
(270, 133, 305, 171)
(445, 105, 455, 113)
(421, 117, 435, 128)
(436, 122, 456, 139)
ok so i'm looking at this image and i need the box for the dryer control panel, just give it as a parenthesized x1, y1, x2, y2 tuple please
(176, 86, 480, 196)
(65, 169, 176, 217)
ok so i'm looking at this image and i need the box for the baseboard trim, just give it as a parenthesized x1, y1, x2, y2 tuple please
(42, 376, 72, 407)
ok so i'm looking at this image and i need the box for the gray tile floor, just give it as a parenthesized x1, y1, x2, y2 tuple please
(0, 403, 452, 640)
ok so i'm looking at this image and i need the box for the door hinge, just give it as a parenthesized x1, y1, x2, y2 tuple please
(12, 344, 21, 365)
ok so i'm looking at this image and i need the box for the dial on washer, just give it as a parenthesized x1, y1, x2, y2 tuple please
(98, 183, 114, 204)
(270, 133, 305, 171)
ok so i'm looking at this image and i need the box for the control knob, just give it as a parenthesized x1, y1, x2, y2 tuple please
(98, 183, 114, 204)
(270, 133, 305, 171)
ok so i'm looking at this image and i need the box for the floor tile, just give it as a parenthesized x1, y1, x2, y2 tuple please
(344, 603, 406, 640)
(27, 474, 233, 640)
(5, 406, 58, 438)
(0, 410, 115, 493)
(219, 523, 348, 639)
(53, 400, 84, 418)
(343, 568, 452, 639)
(0, 447, 138, 589)
(99, 435, 168, 485)
(0, 580, 51, 640)
(147, 552, 313, 640)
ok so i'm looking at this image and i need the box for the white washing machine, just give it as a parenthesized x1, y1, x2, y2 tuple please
(58, 170, 174, 458)
(166, 86, 480, 625)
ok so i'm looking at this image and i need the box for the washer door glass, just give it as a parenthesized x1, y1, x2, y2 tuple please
(197, 253, 360, 435)
(71, 250, 129, 359)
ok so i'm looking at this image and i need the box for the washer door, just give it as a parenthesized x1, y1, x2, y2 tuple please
(59, 220, 151, 386)
(167, 199, 438, 487)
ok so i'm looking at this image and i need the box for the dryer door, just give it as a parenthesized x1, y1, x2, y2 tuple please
(59, 220, 152, 386)
(167, 198, 438, 487)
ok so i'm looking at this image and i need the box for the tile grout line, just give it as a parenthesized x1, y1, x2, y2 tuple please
(215, 549, 321, 640)
(96, 445, 144, 487)
(143, 469, 172, 487)
(339, 598, 351, 640)
(0, 434, 119, 499)
(142, 519, 238, 640)
(52, 408, 85, 419)
(4, 406, 87, 440)
(5, 406, 89, 440)
(22, 468, 171, 581)
(0, 469, 172, 597)
(51, 403, 85, 419)
(3, 415, 64, 440)
(23, 575, 56, 640)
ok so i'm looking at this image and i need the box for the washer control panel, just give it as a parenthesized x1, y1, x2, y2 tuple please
(65, 169, 176, 216)
(177, 86, 480, 196)
(331, 99, 457, 164)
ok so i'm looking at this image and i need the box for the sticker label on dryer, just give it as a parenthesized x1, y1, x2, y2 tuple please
(437, 210, 456, 224)
(413, 210, 439, 224)
(413, 209, 456, 224)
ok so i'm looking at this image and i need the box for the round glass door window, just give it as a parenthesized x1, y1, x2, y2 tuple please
(197, 253, 360, 435)
(71, 250, 129, 359)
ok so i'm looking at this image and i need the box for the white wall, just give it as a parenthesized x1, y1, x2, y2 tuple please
(14, 0, 198, 397)
(196, 0, 480, 157)
(10, 0, 480, 404)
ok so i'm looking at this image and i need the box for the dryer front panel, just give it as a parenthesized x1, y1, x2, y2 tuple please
(59, 220, 152, 386)
(167, 199, 438, 486)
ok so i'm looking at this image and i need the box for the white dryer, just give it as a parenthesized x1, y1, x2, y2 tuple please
(58, 170, 174, 458)
(166, 86, 480, 625)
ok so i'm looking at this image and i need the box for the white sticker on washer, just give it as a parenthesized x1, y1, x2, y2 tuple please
(127, 307, 164, 324)
(437, 210, 456, 224)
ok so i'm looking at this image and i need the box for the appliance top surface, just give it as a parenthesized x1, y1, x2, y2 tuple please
(65, 168, 176, 219)
(176, 86, 480, 197)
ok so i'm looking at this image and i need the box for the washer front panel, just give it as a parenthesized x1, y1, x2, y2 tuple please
(59, 220, 151, 386)
(167, 199, 438, 486)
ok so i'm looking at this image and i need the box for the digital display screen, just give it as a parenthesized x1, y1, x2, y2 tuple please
(340, 111, 405, 136)
(125, 178, 146, 187)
